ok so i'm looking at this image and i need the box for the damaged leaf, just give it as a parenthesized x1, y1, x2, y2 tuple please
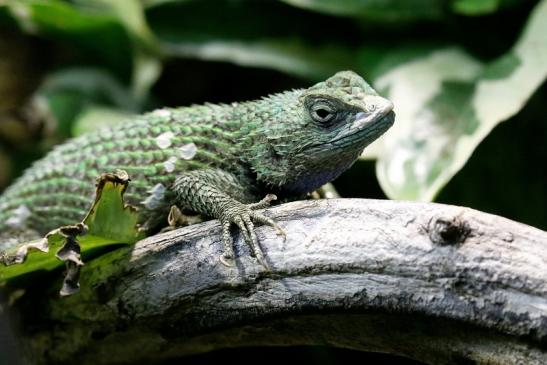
(82, 170, 143, 243)
(0, 170, 144, 295)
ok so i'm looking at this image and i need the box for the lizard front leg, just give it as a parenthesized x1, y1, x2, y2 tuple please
(171, 168, 284, 268)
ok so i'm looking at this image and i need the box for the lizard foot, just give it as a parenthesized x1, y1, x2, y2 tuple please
(219, 194, 285, 270)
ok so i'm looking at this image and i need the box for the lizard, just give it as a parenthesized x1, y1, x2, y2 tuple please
(0, 70, 395, 268)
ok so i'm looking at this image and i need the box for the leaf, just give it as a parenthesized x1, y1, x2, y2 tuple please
(40, 68, 140, 110)
(87, 0, 157, 50)
(279, 0, 446, 21)
(4, 0, 132, 79)
(149, 0, 358, 79)
(280, 0, 523, 19)
(36, 67, 139, 137)
(72, 105, 134, 136)
(131, 49, 162, 103)
(163, 39, 356, 80)
(4, 0, 161, 102)
(80, 0, 162, 101)
(372, 0, 547, 201)
(82, 171, 144, 243)
(451, 0, 521, 16)
(0, 171, 144, 291)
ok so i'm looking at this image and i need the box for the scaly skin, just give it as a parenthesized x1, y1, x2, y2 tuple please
(0, 71, 395, 265)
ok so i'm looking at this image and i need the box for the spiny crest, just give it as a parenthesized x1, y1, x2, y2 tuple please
(307, 70, 377, 104)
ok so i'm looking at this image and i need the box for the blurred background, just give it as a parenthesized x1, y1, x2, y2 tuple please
(0, 0, 545, 364)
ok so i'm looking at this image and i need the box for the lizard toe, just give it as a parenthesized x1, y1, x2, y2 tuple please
(250, 211, 286, 241)
(220, 252, 236, 267)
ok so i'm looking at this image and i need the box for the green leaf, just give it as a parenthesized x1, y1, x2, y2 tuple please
(82, 171, 144, 243)
(79, 0, 162, 101)
(37, 68, 139, 137)
(4, 0, 132, 79)
(5, 0, 161, 101)
(372, 0, 547, 201)
(279, 0, 445, 21)
(451, 0, 521, 16)
(72, 105, 134, 136)
(131, 49, 162, 102)
(40, 68, 140, 110)
(87, 0, 157, 50)
(149, 0, 358, 80)
(163, 38, 356, 80)
(0, 171, 143, 287)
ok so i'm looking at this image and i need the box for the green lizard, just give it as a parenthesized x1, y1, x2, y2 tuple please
(0, 71, 394, 267)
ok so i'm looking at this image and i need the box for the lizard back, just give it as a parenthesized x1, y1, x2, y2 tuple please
(0, 104, 241, 234)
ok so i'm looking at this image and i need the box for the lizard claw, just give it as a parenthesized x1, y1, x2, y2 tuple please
(219, 194, 282, 270)
(220, 252, 236, 267)
(250, 211, 286, 242)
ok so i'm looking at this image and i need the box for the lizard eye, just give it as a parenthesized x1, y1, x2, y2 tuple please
(310, 102, 336, 123)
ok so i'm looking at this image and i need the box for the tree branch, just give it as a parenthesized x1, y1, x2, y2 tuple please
(14, 199, 547, 365)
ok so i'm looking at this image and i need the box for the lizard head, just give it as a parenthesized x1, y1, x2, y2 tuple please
(238, 70, 394, 195)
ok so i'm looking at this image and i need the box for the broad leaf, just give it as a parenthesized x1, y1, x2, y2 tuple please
(38, 68, 139, 137)
(149, 0, 359, 79)
(279, 0, 445, 21)
(451, 0, 521, 15)
(82, 0, 162, 101)
(282, 0, 445, 22)
(3, 0, 132, 79)
(72, 105, 134, 136)
(281, 0, 522, 19)
(82, 171, 143, 243)
(4, 0, 161, 102)
(0, 171, 144, 292)
(372, 0, 547, 201)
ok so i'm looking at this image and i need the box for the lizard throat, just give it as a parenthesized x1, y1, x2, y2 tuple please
(280, 169, 344, 195)
(278, 153, 359, 195)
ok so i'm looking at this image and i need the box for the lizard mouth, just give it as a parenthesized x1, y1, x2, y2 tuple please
(328, 109, 395, 148)
(308, 111, 395, 153)
(330, 99, 394, 145)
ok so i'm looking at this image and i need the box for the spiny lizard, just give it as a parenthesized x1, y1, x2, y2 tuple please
(0, 71, 394, 267)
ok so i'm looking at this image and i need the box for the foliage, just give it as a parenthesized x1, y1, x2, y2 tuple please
(0, 171, 143, 292)
(0, 0, 545, 203)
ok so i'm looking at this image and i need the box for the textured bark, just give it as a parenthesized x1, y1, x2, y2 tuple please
(14, 199, 547, 365)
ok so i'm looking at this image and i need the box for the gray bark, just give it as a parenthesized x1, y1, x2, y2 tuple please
(13, 199, 547, 365)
